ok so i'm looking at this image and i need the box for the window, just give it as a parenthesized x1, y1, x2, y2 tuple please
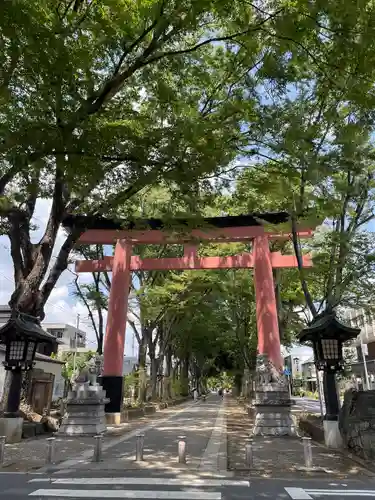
(48, 328, 64, 339)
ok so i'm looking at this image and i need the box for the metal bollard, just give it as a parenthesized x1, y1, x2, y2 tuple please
(46, 437, 56, 464)
(245, 437, 253, 468)
(178, 435, 187, 464)
(302, 436, 313, 468)
(135, 433, 145, 461)
(93, 434, 103, 462)
(0, 436, 5, 466)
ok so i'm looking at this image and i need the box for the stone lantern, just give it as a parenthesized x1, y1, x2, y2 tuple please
(0, 312, 55, 417)
(298, 311, 359, 447)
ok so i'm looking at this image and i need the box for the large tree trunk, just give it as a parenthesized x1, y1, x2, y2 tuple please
(7, 166, 80, 319)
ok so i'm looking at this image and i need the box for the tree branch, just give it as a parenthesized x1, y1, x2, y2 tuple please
(291, 215, 317, 317)
(72, 272, 101, 349)
(41, 228, 82, 306)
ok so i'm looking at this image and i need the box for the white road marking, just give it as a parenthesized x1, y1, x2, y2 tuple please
(285, 487, 313, 499)
(307, 490, 375, 496)
(30, 477, 248, 487)
(285, 487, 375, 498)
(29, 489, 221, 499)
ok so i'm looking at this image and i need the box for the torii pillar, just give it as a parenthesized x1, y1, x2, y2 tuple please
(253, 235, 283, 370)
(101, 240, 132, 422)
(252, 234, 296, 436)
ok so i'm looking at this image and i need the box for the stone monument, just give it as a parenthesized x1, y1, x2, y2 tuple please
(58, 354, 109, 436)
(252, 354, 296, 436)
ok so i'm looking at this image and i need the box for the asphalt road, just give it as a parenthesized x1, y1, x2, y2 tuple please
(1, 471, 375, 499)
(293, 397, 325, 416)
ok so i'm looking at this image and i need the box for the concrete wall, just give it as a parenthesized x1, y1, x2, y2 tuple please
(0, 351, 64, 403)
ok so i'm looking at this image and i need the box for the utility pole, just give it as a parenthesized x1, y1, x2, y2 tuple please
(361, 343, 370, 390)
(73, 314, 80, 373)
(317, 370, 325, 419)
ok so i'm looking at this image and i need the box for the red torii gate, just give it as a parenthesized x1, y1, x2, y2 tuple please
(63, 213, 312, 421)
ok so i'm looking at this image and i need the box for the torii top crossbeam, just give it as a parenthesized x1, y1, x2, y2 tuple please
(63, 211, 312, 245)
(63, 212, 313, 418)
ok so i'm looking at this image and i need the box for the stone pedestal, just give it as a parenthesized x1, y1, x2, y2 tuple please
(58, 382, 109, 436)
(252, 354, 296, 436)
(252, 382, 296, 436)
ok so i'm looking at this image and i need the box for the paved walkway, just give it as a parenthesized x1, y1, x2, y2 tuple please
(0, 399, 193, 472)
(226, 397, 370, 479)
(51, 395, 228, 475)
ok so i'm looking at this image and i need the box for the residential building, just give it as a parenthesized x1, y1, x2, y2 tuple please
(283, 347, 313, 395)
(301, 356, 317, 392)
(341, 308, 375, 389)
(284, 352, 312, 378)
(42, 323, 87, 354)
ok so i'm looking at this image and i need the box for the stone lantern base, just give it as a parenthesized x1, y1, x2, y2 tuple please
(252, 354, 296, 436)
(252, 383, 296, 436)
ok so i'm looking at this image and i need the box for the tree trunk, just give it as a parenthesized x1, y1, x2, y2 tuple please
(0, 372, 11, 414)
(97, 305, 104, 355)
(163, 348, 172, 400)
(180, 356, 189, 397)
(137, 335, 147, 404)
(233, 373, 243, 397)
(150, 358, 159, 401)
(148, 340, 160, 401)
(171, 361, 179, 398)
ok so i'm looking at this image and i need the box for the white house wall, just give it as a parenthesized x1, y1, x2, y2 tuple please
(34, 359, 65, 400)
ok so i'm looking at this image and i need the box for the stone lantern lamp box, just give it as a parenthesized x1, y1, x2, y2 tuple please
(0, 312, 56, 443)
